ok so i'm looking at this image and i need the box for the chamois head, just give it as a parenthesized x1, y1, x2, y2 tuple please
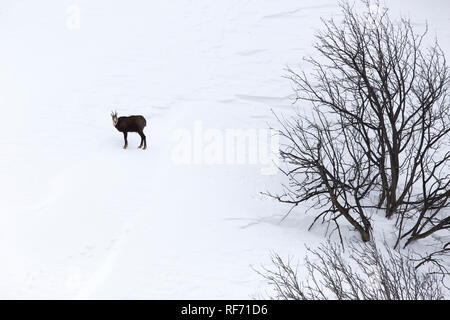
(111, 110, 118, 127)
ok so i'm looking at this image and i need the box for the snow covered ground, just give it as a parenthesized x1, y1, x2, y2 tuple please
(0, 0, 449, 299)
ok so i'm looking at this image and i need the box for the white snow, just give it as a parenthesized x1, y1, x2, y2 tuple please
(0, 0, 449, 299)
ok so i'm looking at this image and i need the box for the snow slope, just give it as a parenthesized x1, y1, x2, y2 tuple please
(0, 0, 449, 299)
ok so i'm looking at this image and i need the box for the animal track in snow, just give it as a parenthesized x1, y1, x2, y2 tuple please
(235, 94, 290, 104)
(261, 4, 336, 20)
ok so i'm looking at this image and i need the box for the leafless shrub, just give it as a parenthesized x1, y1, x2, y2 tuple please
(413, 241, 450, 284)
(258, 241, 448, 300)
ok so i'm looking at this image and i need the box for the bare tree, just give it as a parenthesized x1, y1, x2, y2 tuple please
(257, 241, 448, 300)
(414, 241, 450, 282)
(271, 109, 375, 242)
(271, 0, 450, 245)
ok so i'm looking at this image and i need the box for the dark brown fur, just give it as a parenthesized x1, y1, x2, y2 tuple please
(111, 112, 147, 149)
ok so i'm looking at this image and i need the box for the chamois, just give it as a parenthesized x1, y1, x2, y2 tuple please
(111, 111, 147, 149)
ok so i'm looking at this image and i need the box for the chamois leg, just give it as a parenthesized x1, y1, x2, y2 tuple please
(143, 133, 147, 150)
(138, 131, 144, 149)
(123, 132, 128, 149)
